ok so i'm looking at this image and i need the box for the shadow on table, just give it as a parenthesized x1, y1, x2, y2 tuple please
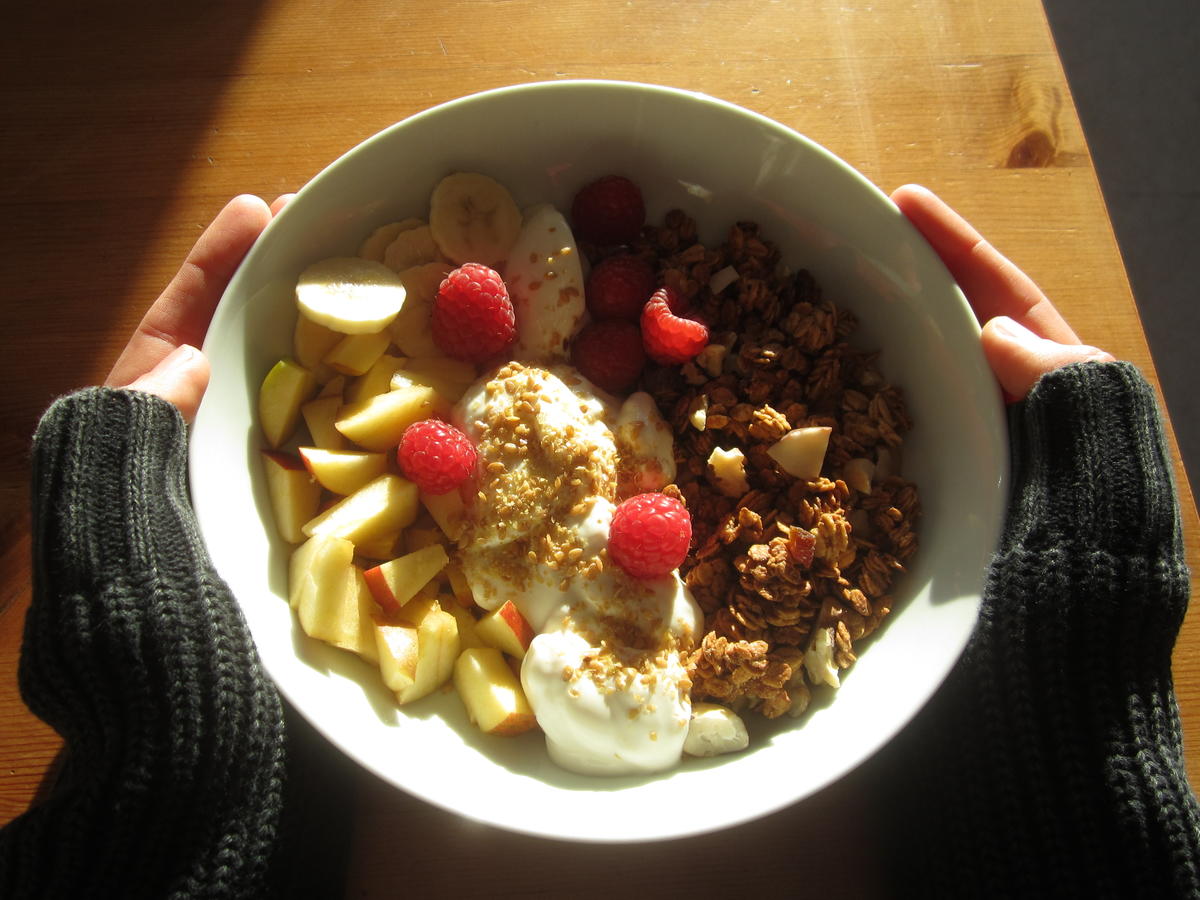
(0, 1, 274, 518)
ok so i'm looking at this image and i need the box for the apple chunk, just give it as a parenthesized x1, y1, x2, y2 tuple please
(420, 488, 466, 542)
(335, 384, 446, 452)
(390, 356, 477, 403)
(298, 446, 389, 495)
(323, 330, 391, 377)
(302, 474, 419, 545)
(362, 544, 449, 616)
(444, 602, 485, 650)
(345, 353, 408, 405)
(355, 531, 404, 561)
(288, 534, 355, 611)
(453, 647, 538, 737)
(301, 395, 347, 450)
(444, 559, 475, 608)
(261, 450, 321, 544)
(374, 602, 459, 704)
(474, 600, 535, 659)
(373, 618, 420, 692)
(293, 313, 343, 375)
(259, 358, 317, 448)
(297, 564, 380, 665)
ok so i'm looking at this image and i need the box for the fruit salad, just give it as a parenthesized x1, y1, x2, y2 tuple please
(256, 170, 920, 775)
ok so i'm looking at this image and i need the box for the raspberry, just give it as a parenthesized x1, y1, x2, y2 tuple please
(608, 493, 692, 580)
(397, 419, 477, 495)
(640, 286, 709, 364)
(571, 175, 646, 246)
(431, 263, 516, 363)
(570, 320, 645, 394)
(585, 254, 657, 321)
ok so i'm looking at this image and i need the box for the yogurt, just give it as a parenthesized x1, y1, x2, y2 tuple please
(454, 362, 702, 774)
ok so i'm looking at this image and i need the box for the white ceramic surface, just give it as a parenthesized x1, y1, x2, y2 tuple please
(190, 80, 1008, 843)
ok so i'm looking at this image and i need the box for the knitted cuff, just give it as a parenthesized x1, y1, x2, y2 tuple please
(11, 387, 288, 899)
(875, 362, 1200, 897)
(1005, 360, 1184, 562)
(964, 361, 1198, 894)
(24, 388, 226, 731)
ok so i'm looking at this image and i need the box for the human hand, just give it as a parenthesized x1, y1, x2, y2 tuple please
(105, 193, 294, 422)
(890, 184, 1113, 400)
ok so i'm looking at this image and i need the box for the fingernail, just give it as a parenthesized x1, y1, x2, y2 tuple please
(988, 315, 1039, 345)
(155, 344, 198, 374)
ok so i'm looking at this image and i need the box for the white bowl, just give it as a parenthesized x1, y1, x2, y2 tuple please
(190, 80, 1008, 842)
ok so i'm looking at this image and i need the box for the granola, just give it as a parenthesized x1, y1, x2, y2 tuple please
(612, 212, 921, 719)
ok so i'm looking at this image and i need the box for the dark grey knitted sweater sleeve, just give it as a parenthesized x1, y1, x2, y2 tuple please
(872, 361, 1200, 898)
(0, 389, 290, 899)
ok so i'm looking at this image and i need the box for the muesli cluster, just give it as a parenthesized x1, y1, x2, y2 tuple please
(254, 169, 920, 776)
(613, 212, 921, 719)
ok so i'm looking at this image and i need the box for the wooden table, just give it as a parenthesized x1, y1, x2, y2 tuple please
(2, 1, 1196, 895)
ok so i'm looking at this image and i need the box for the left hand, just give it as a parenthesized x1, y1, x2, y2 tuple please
(105, 193, 293, 422)
(890, 184, 1114, 400)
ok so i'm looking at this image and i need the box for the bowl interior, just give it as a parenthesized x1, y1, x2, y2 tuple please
(190, 81, 1008, 842)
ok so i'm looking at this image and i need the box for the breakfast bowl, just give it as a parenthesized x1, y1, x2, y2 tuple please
(189, 80, 1008, 842)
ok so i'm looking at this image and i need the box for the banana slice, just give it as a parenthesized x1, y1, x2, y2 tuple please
(383, 224, 442, 272)
(296, 257, 407, 335)
(429, 172, 522, 266)
(358, 218, 425, 262)
(388, 261, 452, 358)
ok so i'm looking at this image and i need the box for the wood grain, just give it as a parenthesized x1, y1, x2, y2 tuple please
(2, 1, 1196, 895)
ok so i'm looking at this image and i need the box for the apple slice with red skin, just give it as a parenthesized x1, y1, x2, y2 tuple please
(474, 600, 535, 659)
(363, 543, 449, 617)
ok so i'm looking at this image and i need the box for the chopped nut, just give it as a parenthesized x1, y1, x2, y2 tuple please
(875, 445, 900, 479)
(681, 361, 708, 386)
(804, 626, 840, 689)
(688, 394, 708, 431)
(707, 446, 749, 497)
(842, 457, 875, 494)
(708, 265, 740, 295)
(767, 426, 832, 479)
(695, 343, 729, 377)
(683, 702, 749, 757)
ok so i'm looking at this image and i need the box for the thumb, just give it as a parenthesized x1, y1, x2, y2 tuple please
(981, 316, 1114, 400)
(125, 343, 212, 424)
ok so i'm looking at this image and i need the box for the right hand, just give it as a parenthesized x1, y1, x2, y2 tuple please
(890, 184, 1114, 400)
